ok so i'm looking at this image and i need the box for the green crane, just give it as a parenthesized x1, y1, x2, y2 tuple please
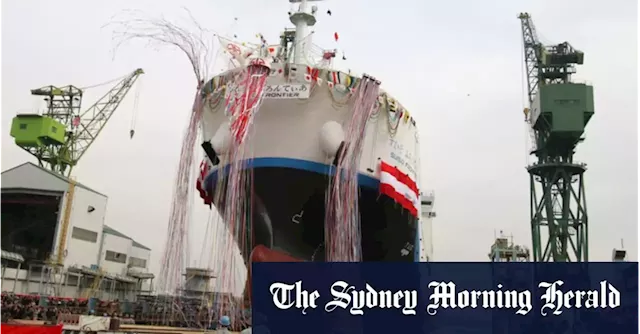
(518, 13, 594, 262)
(10, 68, 144, 177)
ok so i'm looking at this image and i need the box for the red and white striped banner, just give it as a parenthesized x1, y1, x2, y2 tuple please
(379, 161, 419, 217)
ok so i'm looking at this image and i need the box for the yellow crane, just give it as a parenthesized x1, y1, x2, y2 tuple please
(83, 268, 105, 299)
(55, 178, 77, 266)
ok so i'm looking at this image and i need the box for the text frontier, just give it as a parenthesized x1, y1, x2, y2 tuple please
(268, 280, 418, 315)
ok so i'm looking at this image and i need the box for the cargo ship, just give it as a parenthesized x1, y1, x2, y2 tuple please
(195, 0, 423, 267)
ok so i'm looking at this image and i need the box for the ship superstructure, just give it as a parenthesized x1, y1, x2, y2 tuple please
(488, 232, 531, 262)
(418, 193, 436, 261)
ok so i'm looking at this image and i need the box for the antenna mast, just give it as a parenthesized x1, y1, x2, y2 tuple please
(289, 0, 321, 64)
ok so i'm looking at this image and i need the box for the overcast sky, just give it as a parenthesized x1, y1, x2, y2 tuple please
(2, 0, 637, 278)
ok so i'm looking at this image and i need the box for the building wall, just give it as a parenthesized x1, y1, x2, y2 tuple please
(129, 246, 152, 292)
(58, 187, 108, 269)
(1, 267, 79, 296)
(99, 233, 133, 276)
(129, 246, 150, 272)
(0, 266, 129, 300)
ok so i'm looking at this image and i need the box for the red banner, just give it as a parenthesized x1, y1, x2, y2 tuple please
(0, 324, 63, 334)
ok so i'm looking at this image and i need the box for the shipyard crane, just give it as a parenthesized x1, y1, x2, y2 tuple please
(518, 13, 594, 262)
(10, 68, 144, 177)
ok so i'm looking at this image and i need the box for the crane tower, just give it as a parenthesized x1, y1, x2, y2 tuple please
(518, 13, 594, 262)
(9, 68, 144, 177)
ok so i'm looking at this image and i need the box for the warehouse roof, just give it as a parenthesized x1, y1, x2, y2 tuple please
(103, 225, 151, 250)
(132, 240, 151, 251)
(0, 162, 107, 197)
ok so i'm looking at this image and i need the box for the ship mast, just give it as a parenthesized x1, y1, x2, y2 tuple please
(289, 0, 321, 64)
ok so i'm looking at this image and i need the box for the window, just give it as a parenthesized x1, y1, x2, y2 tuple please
(51, 127, 57, 133)
(71, 227, 98, 243)
(129, 257, 147, 268)
(19, 124, 27, 130)
(105, 250, 127, 264)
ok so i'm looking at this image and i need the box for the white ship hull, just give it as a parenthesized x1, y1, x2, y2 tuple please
(198, 62, 423, 261)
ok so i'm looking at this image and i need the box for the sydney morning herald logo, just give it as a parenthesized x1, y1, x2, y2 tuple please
(268, 280, 620, 316)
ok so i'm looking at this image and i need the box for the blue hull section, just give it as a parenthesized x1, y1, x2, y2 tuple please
(204, 157, 417, 262)
(206, 157, 380, 189)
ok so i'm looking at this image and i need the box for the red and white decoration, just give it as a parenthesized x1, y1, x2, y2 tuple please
(379, 161, 420, 217)
(196, 159, 213, 205)
(305, 66, 320, 82)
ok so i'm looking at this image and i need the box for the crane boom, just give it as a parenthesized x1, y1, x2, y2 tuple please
(10, 68, 144, 176)
(519, 13, 584, 105)
(518, 13, 542, 105)
(72, 68, 144, 165)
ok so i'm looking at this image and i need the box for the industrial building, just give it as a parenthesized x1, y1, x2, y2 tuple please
(1, 162, 154, 300)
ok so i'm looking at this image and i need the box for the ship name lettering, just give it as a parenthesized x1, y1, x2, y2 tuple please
(390, 152, 405, 165)
(390, 152, 417, 179)
(389, 138, 404, 151)
(265, 85, 281, 93)
(405, 164, 416, 178)
(264, 92, 300, 98)
(263, 84, 308, 99)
